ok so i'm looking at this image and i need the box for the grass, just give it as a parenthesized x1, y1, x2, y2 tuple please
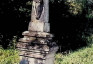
(55, 44, 93, 64)
(0, 49, 19, 64)
(0, 44, 93, 64)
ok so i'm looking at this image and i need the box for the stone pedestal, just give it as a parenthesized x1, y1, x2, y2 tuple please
(17, 30, 58, 64)
(16, 0, 58, 64)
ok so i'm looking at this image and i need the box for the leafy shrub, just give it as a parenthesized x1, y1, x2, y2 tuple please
(65, 1, 83, 15)
(82, 34, 93, 46)
(0, 49, 19, 64)
(8, 36, 18, 49)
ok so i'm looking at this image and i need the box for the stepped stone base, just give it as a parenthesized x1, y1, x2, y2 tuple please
(17, 20, 58, 64)
(22, 31, 53, 38)
(19, 46, 58, 64)
(17, 30, 58, 64)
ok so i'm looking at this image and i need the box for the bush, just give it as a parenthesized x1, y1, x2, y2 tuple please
(0, 49, 19, 64)
(65, 1, 83, 15)
(82, 34, 93, 46)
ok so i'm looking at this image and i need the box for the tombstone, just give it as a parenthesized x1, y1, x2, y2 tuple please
(16, 0, 58, 64)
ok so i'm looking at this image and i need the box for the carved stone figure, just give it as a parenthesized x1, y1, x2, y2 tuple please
(34, 0, 44, 20)
(31, 0, 44, 22)
(28, 0, 50, 32)
(31, 0, 49, 22)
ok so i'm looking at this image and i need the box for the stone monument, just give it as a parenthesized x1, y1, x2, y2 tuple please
(16, 0, 58, 64)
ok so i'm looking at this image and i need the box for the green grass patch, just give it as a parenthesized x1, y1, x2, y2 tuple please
(0, 49, 19, 64)
(55, 44, 93, 64)
(0, 45, 93, 64)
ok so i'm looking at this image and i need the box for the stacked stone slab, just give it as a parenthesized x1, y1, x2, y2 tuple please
(16, 0, 58, 64)
(17, 29, 58, 64)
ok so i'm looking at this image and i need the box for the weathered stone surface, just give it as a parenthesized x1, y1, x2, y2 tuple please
(43, 45, 49, 52)
(16, 42, 28, 48)
(19, 56, 23, 61)
(49, 46, 59, 53)
(28, 58, 45, 64)
(45, 53, 55, 64)
(44, 0, 49, 23)
(19, 51, 26, 56)
(19, 51, 43, 58)
(24, 53, 44, 59)
(18, 47, 49, 54)
(17, 48, 28, 51)
(44, 23, 50, 32)
(20, 56, 29, 64)
(37, 38, 47, 44)
(28, 21, 44, 32)
(45, 46, 58, 64)
(28, 58, 35, 64)
(19, 37, 36, 42)
(22, 31, 36, 36)
(22, 31, 53, 38)
(35, 59, 44, 64)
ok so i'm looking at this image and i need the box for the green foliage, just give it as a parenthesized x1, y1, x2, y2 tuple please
(65, 1, 83, 15)
(26, 1, 32, 5)
(55, 45, 93, 64)
(8, 36, 18, 49)
(86, 9, 93, 19)
(0, 34, 3, 45)
(18, 1, 32, 17)
(0, 49, 19, 64)
(82, 34, 93, 46)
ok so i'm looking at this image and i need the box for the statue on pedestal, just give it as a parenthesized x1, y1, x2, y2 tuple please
(17, 0, 58, 64)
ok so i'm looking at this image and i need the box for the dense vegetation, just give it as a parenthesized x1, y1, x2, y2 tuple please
(0, 48, 19, 64)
